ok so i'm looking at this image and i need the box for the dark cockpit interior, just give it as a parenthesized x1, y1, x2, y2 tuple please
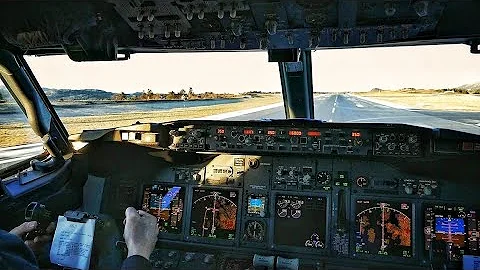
(0, 1, 480, 269)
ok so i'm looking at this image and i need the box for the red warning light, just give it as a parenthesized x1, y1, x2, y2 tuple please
(216, 128, 225, 134)
(288, 130, 302, 136)
(243, 129, 254, 135)
(307, 131, 321, 137)
(352, 132, 361, 137)
(267, 130, 276, 136)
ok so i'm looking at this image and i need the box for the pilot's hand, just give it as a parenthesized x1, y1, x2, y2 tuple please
(123, 207, 159, 260)
(10, 221, 56, 253)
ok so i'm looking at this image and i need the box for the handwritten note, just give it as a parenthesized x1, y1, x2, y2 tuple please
(49, 215, 95, 270)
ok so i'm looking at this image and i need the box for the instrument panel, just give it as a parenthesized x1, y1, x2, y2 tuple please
(106, 121, 480, 269)
(131, 152, 480, 269)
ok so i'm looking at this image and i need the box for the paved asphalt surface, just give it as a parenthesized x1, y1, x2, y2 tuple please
(1, 94, 479, 170)
(227, 94, 480, 135)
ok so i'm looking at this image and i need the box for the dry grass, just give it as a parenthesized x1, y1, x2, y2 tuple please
(0, 95, 282, 148)
(356, 91, 480, 112)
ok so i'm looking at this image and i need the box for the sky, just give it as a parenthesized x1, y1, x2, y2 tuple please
(25, 44, 480, 94)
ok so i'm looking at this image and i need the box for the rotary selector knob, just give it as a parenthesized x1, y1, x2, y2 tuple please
(355, 176, 369, 188)
(303, 174, 312, 182)
(404, 185, 414, 195)
(423, 186, 433, 196)
(203, 254, 214, 264)
(184, 252, 195, 262)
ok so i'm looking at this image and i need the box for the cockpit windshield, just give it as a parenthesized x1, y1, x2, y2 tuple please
(1, 44, 479, 150)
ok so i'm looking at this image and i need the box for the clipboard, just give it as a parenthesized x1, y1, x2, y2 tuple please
(49, 211, 97, 270)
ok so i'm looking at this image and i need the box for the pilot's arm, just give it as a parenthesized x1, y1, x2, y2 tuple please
(0, 221, 54, 270)
(121, 207, 159, 270)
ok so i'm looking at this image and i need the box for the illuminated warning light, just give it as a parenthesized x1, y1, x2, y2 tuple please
(351, 131, 361, 137)
(267, 130, 276, 136)
(288, 130, 302, 136)
(243, 129, 254, 135)
(307, 131, 321, 137)
(216, 128, 225, 134)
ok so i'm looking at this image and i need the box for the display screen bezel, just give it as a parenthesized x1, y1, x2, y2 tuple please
(270, 190, 331, 255)
(140, 184, 186, 240)
(350, 196, 417, 262)
(185, 186, 242, 246)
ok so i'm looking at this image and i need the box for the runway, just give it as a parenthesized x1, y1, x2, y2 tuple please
(226, 94, 480, 136)
(1, 94, 479, 170)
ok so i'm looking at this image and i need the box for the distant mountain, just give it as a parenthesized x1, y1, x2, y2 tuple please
(457, 82, 480, 91)
(42, 88, 114, 101)
(0, 86, 116, 101)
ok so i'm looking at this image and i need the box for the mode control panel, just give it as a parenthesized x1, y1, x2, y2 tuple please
(168, 121, 429, 158)
(169, 123, 377, 156)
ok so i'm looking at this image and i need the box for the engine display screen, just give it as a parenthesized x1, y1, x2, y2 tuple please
(355, 200, 412, 257)
(190, 188, 238, 240)
(274, 194, 326, 249)
(247, 194, 266, 217)
(142, 185, 185, 234)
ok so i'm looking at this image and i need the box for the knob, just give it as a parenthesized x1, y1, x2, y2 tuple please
(276, 168, 286, 176)
(184, 252, 195, 262)
(168, 251, 176, 258)
(289, 170, 297, 177)
(177, 173, 185, 180)
(193, 174, 202, 182)
(404, 185, 413, 195)
(203, 254, 214, 264)
(387, 143, 396, 151)
(154, 261, 163, 268)
(186, 137, 195, 144)
(303, 174, 311, 182)
(245, 136, 252, 144)
(164, 261, 173, 269)
(423, 186, 432, 196)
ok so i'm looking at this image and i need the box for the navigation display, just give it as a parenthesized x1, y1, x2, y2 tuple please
(190, 188, 238, 240)
(274, 194, 327, 249)
(247, 194, 266, 217)
(355, 200, 412, 257)
(142, 185, 185, 234)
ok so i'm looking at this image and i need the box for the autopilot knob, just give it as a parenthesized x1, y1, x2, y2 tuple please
(302, 174, 311, 182)
(244, 136, 252, 144)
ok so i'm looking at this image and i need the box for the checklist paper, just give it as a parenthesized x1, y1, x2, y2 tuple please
(49, 215, 96, 270)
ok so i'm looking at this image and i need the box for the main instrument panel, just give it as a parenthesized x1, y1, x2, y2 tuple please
(107, 120, 480, 269)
